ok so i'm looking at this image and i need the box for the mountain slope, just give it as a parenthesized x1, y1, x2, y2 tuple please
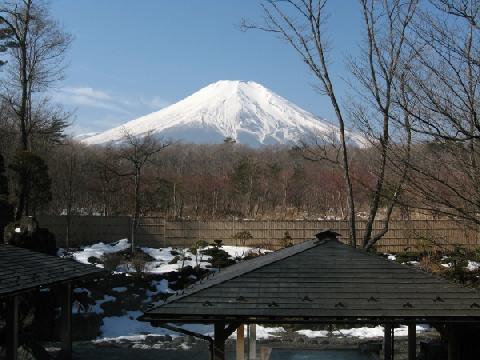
(82, 80, 363, 147)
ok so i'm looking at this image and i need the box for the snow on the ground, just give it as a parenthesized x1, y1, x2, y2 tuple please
(298, 325, 430, 339)
(72, 294, 116, 315)
(99, 311, 283, 342)
(141, 247, 211, 274)
(220, 246, 269, 259)
(64, 239, 268, 275)
(468, 260, 480, 271)
(142, 245, 269, 274)
(112, 287, 128, 293)
(255, 325, 285, 340)
(73, 287, 91, 296)
(99, 311, 213, 340)
(91, 295, 116, 314)
(229, 325, 285, 340)
(70, 239, 130, 266)
(385, 253, 480, 272)
(297, 329, 329, 337)
(147, 279, 174, 296)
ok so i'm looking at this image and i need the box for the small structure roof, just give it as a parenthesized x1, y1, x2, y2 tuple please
(142, 234, 480, 324)
(0, 244, 105, 298)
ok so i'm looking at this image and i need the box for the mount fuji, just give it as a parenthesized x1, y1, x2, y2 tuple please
(81, 80, 363, 147)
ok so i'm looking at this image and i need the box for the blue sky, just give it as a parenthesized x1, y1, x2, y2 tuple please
(50, 0, 363, 135)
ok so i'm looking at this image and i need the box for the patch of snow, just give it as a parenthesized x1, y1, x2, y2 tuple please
(139, 245, 267, 275)
(149, 279, 174, 295)
(88, 295, 116, 314)
(297, 329, 329, 338)
(329, 325, 429, 338)
(441, 263, 452, 268)
(71, 239, 130, 266)
(230, 325, 285, 340)
(73, 287, 91, 296)
(406, 261, 420, 266)
(220, 246, 269, 259)
(140, 247, 209, 274)
(65, 238, 269, 275)
(256, 325, 285, 340)
(180, 343, 191, 350)
(112, 287, 128, 293)
(99, 311, 213, 339)
(468, 260, 480, 271)
(385, 254, 396, 261)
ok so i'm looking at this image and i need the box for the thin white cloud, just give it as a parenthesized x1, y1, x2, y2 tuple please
(54, 86, 169, 115)
(54, 87, 129, 114)
(63, 87, 113, 101)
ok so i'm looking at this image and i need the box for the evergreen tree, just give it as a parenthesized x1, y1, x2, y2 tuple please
(0, 154, 8, 200)
(0, 18, 15, 67)
(0, 153, 13, 242)
(9, 151, 52, 217)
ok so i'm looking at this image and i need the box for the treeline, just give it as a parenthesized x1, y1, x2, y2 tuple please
(1, 132, 464, 222)
(43, 141, 375, 220)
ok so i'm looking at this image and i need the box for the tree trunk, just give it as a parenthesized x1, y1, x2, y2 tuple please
(132, 167, 140, 253)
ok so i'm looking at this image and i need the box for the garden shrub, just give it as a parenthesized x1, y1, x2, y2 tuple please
(102, 253, 123, 272)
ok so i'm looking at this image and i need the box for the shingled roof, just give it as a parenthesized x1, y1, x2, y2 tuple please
(0, 244, 105, 298)
(141, 235, 480, 324)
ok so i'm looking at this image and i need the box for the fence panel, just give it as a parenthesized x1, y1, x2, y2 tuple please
(37, 215, 131, 248)
(37, 216, 480, 253)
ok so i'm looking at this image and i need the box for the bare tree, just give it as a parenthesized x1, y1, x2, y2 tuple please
(242, 0, 358, 246)
(396, 0, 480, 225)
(0, 0, 71, 219)
(115, 130, 169, 252)
(348, 0, 417, 249)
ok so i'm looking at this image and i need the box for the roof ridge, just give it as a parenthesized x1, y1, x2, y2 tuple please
(149, 238, 324, 309)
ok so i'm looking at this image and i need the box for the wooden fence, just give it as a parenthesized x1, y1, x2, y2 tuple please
(37, 216, 480, 253)
(36, 215, 131, 248)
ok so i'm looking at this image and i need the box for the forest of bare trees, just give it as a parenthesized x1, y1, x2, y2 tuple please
(1, 0, 480, 251)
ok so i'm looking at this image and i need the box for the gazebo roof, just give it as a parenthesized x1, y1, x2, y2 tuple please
(0, 244, 105, 298)
(142, 232, 480, 324)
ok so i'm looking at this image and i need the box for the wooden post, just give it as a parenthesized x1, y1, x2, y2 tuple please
(448, 327, 461, 360)
(60, 283, 72, 360)
(408, 323, 416, 360)
(236, 324, 245, 360)
(163, 217, 167, 248)
(248, 324, 256, 360)
(6, 296, 19, 360)
(384, 324, 393, 360)
(214, 322, 226, 360)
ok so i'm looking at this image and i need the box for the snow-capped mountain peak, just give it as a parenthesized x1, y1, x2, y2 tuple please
(81, 80, 363, 147)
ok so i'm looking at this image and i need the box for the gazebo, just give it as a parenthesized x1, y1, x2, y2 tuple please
(141, 230, 480, 360)
(0, 244, 105, 360)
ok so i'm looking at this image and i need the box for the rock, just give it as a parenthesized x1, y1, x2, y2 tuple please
(4, 216, 56, 255)
(172, 337, 185, 346)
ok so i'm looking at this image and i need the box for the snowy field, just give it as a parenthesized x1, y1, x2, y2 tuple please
(60, 239, 278, 343)
(61, 238, 267, 274)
